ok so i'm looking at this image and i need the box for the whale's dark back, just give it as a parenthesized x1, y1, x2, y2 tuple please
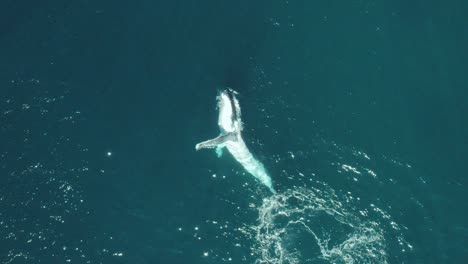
(226, 89, 238, 122)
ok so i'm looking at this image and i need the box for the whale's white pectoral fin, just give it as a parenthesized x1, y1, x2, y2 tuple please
(195, 133, 236, 151)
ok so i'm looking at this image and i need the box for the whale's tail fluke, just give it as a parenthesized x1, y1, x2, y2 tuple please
(195, 132, 236, 151)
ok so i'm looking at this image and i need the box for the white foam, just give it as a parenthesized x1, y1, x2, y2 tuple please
(251, 185, 387, 263)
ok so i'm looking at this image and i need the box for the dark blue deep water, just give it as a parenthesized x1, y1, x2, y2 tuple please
(1, 1, 467, 263)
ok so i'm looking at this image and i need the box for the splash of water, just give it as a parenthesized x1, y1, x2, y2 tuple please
(250, 184, 388, 264)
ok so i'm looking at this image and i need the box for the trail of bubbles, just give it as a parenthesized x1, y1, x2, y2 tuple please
(251, 184, 388, 264)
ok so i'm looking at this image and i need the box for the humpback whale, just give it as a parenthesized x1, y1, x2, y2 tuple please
(196, 89, 276, 194)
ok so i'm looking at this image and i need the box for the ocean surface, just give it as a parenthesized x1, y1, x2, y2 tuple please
(1, 1, 467, 263)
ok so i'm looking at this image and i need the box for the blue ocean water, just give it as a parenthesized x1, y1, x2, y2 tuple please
(1, 1, 467, 263)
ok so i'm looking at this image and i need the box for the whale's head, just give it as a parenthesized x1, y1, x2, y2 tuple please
(217, 89, 242, 134)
